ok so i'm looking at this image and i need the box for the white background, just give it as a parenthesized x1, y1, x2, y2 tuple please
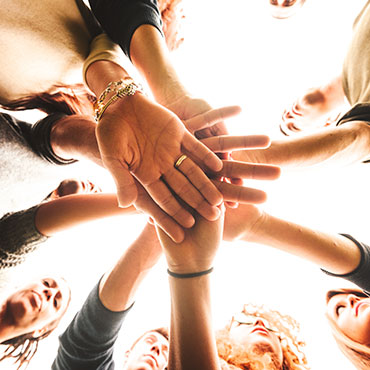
(2, 0, 370, 369)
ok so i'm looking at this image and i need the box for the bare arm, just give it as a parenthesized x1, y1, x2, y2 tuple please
(157, 206, 223, 370)
(233, 120, 370, 169)
(224, 204, 361, 275)
(35, 193, 136, 236)
(130, 24, 187, 106)
(167, 274, 219, 370)
(99, 223, 162, 311)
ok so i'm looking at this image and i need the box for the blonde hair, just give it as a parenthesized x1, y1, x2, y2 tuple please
(326, 289, 370, 370)
(216, 304, 309, 370)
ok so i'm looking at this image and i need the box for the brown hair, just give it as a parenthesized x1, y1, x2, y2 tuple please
(0, 84, 95, 116)
(326, 289, 370, 370)
(216, 304, 309, 370)
(129, 326, 169, 351)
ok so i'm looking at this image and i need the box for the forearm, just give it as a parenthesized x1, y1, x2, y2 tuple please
(35, 193, 136, 236)
(233, 120, 370, 168)
(99, 224, 162, 311)
(50, 115, 103, 166)
(130, 24, 188, 106)
(243, 212, 361, 275)
(85, 60, 131, 97)
(168, 275, 220, 370)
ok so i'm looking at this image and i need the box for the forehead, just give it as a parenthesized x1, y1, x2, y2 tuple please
(141, 331, 168, 343)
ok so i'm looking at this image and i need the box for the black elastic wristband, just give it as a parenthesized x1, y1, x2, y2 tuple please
(167, 267, 214, 279)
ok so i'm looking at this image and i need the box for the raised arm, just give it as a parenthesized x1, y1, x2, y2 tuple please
(34, 193, 136, 236)
(53, 223, 162, 369)
(156, 204, 224, 370)
(223, 204, 361, 276)
(233, 119, 370, 169)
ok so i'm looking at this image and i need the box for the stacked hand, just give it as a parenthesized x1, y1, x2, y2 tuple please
(96, 92, 280, 242)
(156, 200, 224, 275)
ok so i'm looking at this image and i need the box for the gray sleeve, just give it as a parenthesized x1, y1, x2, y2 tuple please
(0, 205, 48, 269)
(52, 281, 133, 370)
(321, 234, 370, 294)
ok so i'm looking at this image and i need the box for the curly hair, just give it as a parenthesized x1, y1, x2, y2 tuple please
(157, 0, 185, 51)
(216, 304, 309, 370)
(0, 285, 71, 369)
(326, 288, 370, 370)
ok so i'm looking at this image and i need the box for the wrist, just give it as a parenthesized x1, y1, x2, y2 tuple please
(166, 260, 214, 275)
(86, 60, 131, 97)
(167, 267, 213, 279)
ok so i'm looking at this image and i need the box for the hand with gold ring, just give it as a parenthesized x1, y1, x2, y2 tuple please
(96, 92, 226, 241)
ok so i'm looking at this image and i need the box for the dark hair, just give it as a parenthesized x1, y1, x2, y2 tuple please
(0, 327, 55, 370)
(0, 84, 95, 116)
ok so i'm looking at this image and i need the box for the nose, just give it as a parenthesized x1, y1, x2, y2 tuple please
(253, 319, 266, 328)
(43, 288, 52, 300)
(347, 294, 360, 307)
(151, 342, 160, 356)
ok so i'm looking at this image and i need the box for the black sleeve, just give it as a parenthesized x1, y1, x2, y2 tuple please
(321, 234, 370, 294)
(88, 0, 163, 58)
(336, 103, 370, 163)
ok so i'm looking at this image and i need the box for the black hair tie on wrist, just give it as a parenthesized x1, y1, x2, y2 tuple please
(167, 267, 214, 279)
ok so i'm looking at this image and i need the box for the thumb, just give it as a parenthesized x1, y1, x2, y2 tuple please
(103, 157, 138, 207)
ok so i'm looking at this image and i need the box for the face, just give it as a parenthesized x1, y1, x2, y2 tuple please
(269, 0, 306, 19)
(228, 314, 283, 368)
(327, 293, 370, 345)
(280, 89, 335, 135)
(124, 331, 169, 370)
(5, 277, 70, 336)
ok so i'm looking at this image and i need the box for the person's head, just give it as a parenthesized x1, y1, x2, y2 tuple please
(123, 327, 169, 370)
(216, 304, 308, 369)
(269, 0, 306, 19)
(0, 277, 71, 369)
(279, 88, 338, 136)
(326, 288, 370, 370)
(45, 178, 102, 201)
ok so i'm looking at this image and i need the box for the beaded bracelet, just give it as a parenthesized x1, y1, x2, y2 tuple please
(94, 78, 143, 122)
(167, 267, 214, 279)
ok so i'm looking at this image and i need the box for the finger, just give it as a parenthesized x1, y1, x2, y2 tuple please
(184, 106, 241, 133)
(176, 155, 223, 206)
(135, 186, 185, 243)
(163, 167, 221, 220)
(201, 135, 271, 153)
(210, 161, 281, 180)
(225, 201, 239, 208)
(101, 157, 138, 207)
(211, 180, 267, 204)
(182, 131, 223, 172)
(144, 179, 195, 228)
